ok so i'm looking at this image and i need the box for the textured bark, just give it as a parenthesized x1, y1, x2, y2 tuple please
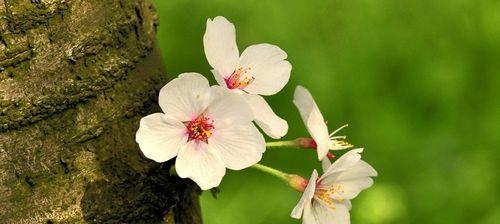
(0, 0, 202, 223)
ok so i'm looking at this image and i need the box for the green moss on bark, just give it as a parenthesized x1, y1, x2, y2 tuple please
(0, 0, 202, 223)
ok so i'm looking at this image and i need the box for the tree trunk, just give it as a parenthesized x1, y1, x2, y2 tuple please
(0, 0, 202, 223)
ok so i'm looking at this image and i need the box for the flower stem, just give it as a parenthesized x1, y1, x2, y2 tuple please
(251, 163, 289, 182)
(252, 163, 309, 192)
(266, 138, 336, 158)
(265, 140, 297, 148)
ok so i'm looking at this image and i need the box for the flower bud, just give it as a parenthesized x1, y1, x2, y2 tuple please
(294, 137, 335, 159)
(286, 174, 309, 192)
(294, 137, 317, 149)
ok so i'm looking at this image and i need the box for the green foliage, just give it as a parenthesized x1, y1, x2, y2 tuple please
(151, 0, 500, 223)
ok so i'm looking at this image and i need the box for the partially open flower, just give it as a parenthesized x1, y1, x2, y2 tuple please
(291, 149, 377, 224)
(203, 16, 291, 139)
(293, 86, 353, 160)
(136, 73, 265, 190)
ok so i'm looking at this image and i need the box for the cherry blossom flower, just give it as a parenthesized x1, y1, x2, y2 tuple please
(291, 149, 377, 224)
(293, 86, 353, 160)
(136, 73, 265, 190)
(203, 16, 292, 139)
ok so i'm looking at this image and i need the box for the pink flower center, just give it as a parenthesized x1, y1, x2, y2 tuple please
(184, 114, 214, 143)
(224, 67, 254, 90)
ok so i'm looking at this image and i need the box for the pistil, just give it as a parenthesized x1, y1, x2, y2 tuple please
(184, 114, 214, 143)
(225, 67, 254, 90)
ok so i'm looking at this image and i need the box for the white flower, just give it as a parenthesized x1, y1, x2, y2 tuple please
(291, 149, 377, 224)
(293, 86, 353, 160)
(203, 16, 291, 139)
(136, 73, 265, 190)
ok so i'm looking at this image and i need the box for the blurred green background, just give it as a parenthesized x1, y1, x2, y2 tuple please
(150, 0, 499, 223)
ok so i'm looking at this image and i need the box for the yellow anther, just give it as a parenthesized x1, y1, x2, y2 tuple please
(315, 184, 345, 211)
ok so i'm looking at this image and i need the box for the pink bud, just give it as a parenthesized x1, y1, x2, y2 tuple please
(286, 174, 309, 192)
(295, 137, 317, 149)
(294, 137, 336, 159)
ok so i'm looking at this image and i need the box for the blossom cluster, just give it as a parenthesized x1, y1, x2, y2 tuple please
(136, 16, 377, 224)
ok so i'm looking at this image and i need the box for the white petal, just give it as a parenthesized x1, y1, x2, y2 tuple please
(211, 69, 227, 87)
(321, 160, 377, 200)
(311, 199, 350, 224)
(291, 170, 319, 219)
(136, 113, 187, 162)
(302, 202, 318, 224)
(321, 158, 332, 173)
(209, 123, 265, 170)
(207, 86, 253, 126)
(238, 44, 292, 95)
(332, 178, 374, 200)
(244, 94, 288, 139)
(344, 200, 352, 210)
(322, 160, 377, 186)
(158, 73, 211, 121)
(204, 16, 239, 77)
(293, 86, 330, 160)
(335, 160, 378, 180)
(175, 141, 226, 190)
(321, 148, 364, 179)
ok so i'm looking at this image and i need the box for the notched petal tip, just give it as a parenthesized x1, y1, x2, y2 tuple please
(204, 16, 239, 79)
(211, 16, 231, 24)
(175, 142, 227, 191)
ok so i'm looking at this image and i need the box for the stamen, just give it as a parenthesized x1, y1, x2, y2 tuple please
(330, 140, 353, 150)
(315, 184, 345, 210)
(328, 124, 352, 150)
(225, 67, 254, 90)
(329, 124, 349, 137)
(183, 113, 214, 143)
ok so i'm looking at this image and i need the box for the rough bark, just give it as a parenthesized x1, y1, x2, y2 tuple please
(0, 0, 202, 223)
